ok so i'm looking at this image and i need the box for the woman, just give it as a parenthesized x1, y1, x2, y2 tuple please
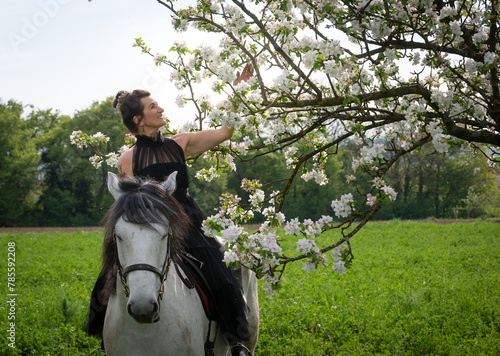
(87, 65, 254, 356)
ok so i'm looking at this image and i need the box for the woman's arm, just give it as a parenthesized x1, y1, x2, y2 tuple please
(117, 148, 134, 178)
(172, 125, 234, 158)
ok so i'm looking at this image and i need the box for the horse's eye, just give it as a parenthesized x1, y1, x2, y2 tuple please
(161, 235, 167, 240)
(115, 235, 123, 241)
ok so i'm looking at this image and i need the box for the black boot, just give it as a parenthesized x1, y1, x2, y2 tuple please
(100, 340, 106, 356)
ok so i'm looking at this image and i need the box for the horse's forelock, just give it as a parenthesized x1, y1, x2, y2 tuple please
(100, 177, 191, 301)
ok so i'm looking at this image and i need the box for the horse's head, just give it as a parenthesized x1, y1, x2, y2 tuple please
(103, 172, 189, 324)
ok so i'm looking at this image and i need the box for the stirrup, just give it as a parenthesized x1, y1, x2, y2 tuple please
(226, 342, 252, 356)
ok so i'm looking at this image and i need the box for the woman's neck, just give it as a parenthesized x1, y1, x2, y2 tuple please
(140, 127, 160, 140)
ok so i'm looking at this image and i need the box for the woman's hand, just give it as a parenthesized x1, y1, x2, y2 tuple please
(233, 63, 254, 86)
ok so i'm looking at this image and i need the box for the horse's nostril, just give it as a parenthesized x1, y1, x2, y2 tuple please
(127, 302, 134, 317)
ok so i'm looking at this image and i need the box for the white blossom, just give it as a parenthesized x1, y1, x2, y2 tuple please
(105, 152, 119, 168)
(302, 50, 318, 69)
(302, 219, 322, 237)
(331, 246, 343, 261)
(195, 166, 220, 182)
(119, 145, 130, 154)
(220, 225, 243, 244)
(301, 165, 328, 185)
(273, 70, 294, 93)
(381, 185, 398, 201)
(296, 238, 318, 254)
(366, 193, 377, 207)
(258, 233, 283, 254)
(346, 174, 356, 183)
(412, 51, 421, 66)
(89, 155, 102, 169)
(331, 193, 355, 218)
(449, 21, 463, 37)
(172, 16, 188, 31)
(301, 261, 316, 272)
(92, 132, 109, 142)
(249, 189, 265, 209)
(223, 249, 240, 263)
(384, 48, 398, 62)
(262, 283, 276, 299)
(153, 52, 164, 64)
(352, 143, 387, 170)
(371, 177, 385, 188)
(284, 218, 301, 235)
(316, 215, 333, 229)
(428, 121, 450, 153)
(441, 6, 457, 18)
(472, 28, 489, 45)
(175, 95, 186, 108)
(217, 62, 237, 83)
(484, 52, 496, 65)
(332, 260, 346, 275)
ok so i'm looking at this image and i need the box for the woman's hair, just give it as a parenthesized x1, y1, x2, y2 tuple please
(112, 89, 150, 133)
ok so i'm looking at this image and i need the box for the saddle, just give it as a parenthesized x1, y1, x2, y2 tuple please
(173, 252, 217, 321)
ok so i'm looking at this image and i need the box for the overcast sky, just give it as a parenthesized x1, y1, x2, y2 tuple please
(3, 1, 415, 130)
(2, 0, 201, 126)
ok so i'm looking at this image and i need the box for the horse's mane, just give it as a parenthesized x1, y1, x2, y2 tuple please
(100, 177, 191, 302)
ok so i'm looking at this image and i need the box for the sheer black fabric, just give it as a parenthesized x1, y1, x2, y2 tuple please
(87, 132, 250, 344)
(132, 132, 189, 190)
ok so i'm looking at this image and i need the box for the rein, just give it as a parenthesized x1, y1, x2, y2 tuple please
(114, 228, 173, 301)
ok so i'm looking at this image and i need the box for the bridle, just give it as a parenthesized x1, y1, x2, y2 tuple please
(114, 228, 173, 301)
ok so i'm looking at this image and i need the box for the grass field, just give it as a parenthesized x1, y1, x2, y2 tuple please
(0, 221, 499, 355)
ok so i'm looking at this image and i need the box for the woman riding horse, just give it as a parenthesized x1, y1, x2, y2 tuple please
(87, 64, 254, 356)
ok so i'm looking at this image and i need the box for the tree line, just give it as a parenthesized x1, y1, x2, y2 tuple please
(1, 97, 498, 228)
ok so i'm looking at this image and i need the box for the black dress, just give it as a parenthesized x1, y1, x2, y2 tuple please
(87, 132, 249, 345)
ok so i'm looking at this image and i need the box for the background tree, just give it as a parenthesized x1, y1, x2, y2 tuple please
(0, 100, 39, 226)
(378, 145, 499, 219)
(33, 99, 125, 226)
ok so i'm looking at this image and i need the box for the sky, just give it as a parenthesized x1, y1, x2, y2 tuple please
(2, 0, 201, 126)
(2, 1, 413, 129)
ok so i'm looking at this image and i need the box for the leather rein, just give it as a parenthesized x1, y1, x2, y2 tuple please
(113, 228, 173, 301)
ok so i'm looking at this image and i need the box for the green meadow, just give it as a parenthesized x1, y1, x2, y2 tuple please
(0, 221, 499, 355)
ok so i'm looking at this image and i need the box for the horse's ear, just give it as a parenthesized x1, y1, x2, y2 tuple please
(108, 172, 123, 200)
(162, 171, 177, 195)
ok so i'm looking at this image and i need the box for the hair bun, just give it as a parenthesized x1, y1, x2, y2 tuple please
(113, 90, 130, 109)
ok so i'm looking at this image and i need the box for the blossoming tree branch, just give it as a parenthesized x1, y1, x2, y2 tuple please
(74, 0, 500, 297)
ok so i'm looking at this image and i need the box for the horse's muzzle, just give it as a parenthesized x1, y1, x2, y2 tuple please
(127, 299, 160, 324)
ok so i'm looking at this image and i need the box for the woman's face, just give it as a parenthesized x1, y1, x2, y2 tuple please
(138, 96, 165, 131)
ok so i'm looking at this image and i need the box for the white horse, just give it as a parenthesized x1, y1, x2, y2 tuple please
(101, 172, 259, 356)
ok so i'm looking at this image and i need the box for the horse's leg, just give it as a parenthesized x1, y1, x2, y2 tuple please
(232, 267, 260, 354)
